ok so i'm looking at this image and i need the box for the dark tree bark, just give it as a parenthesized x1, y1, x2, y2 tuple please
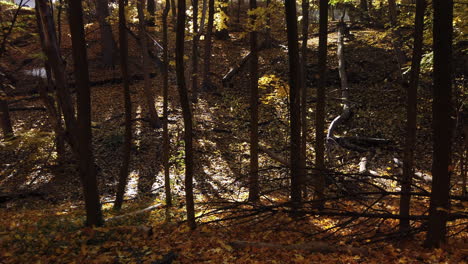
(171, 0, 177, 25)
(56, 0, 63, 48)
(388, 0, 397, 24)
(35, 5, 66, 161)
(300, 0, 309, 197)
(399, 0, 425, 233)
(176, 0, 196, 229)
(96, 0, 117, 66)
(360, 0, 368, 11)
(285, 0, 303, 208)
(315, 0, 328, 208)
(202, 0, 215, 89)
(137, 0, 162, 128)
(68, 0, 103, 227)
(162, 0, 172, 207)
(147, 0, 156, 25)
(37, 0, 79, 152)
(191, 0, 200, 100)
(114, 0, 133, 211)
(248, 0, 259, 202)
(0, 94, 13, 139)
(425, 0, 453, 248)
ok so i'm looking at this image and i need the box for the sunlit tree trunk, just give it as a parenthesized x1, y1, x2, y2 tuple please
(68, 0, 103, 227)
(248, 0, 259, 202)
(425, 0, 453, 248)
(285, 0, 303, 209)
(399, 0, 425, 233)
(162, 0, 172, 207)
(114, 0, 133, 211)
(176, 0, 196, 229)
(315, 0, 328, 208)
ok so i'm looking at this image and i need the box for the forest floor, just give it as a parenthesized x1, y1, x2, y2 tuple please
(0, 3, 467, 263)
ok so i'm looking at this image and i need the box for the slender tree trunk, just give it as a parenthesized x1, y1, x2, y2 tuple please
(176, 0, 196, 229)
(114, 0, 133, 211)
(68, 0, 103, 227)
(315, 0, 328, 208)
(35, 5, 66, 160)
(191, 0, 200, 100)
(202, 0, 215, 88)
(248, 0, 259, 202)
(171, 0, 177, 26)
(0, 95, 13, 139)
(96, 0, 117, 66)
(425, 0, 453, 248)
(388, 0, 407, 73)
(137, 0, 162, 128)
(200, 0, 208, 33)
(300, 0, 309, 197)
(37, 0, 79, 152)
(162, 0, 172, 207)
(57, 0, 63, 48)
(147, 0, 156, 25)
(388, 0, 397, 24)
(285, 0, 303, 209)
(399, 0, 425, 233)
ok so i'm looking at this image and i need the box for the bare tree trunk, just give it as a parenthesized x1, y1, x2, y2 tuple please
(0, 96, 13, 139)
(200, 0, 208, 33)
(35, 5, 65, 160)
(202, 0, 215, 89)
(425, 0, 453, 248)
(114, 0, 133, 211)
(315, 0, 328, 208)
(96, 0, 117, 66)
(248, 0, 259, 202)
(68, 0, 104, 227)
(137, 0, 162, 128)
(285, 0, 303, 209)
(147, 0, 156, 25)
(399, 0, 425, 233)
(162, 0, 172, 207)
(171, 0, 177, 26)
(300, 0, 309, 197)
(37, 0, 79, 152)
(176, 0, 196, 229)
(56, 0, 63, 48)
(191, 0, 200, 100)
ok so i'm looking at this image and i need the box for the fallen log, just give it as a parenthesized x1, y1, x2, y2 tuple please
(230, 240, 369, 256)
(222, 51, 253, 87)
(105, 203, 163, 222)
